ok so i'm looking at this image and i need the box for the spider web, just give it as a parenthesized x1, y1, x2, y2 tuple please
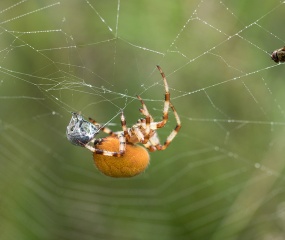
(1, 0, 285, 239)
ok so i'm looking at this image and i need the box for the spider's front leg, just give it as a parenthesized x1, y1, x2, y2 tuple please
(85, 133, 126, 157)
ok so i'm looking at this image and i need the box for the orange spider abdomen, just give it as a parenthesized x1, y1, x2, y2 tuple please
(93, 136, 150, 178)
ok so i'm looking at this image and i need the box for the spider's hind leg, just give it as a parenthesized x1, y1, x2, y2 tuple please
(151, 102, 181, 151)
(156, 65, 170, 129)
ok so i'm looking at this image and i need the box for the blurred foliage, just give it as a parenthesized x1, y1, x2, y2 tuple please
(1, 0, 285, 240)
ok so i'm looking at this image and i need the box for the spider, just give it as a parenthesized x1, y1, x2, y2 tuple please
(66, 65, 181, 176)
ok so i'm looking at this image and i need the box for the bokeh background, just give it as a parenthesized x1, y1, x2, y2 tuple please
(1, 1, 285, 239)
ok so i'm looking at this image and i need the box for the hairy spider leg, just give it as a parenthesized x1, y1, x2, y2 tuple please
(84, 132, 126, 157)
(134, 65, 171, 143)
(144, 102, 181, 151)
(136, 95, 152, 143)
(88, 117, 126, 156)
(84, 65, 180, 156)
(156, 65, 170, 129)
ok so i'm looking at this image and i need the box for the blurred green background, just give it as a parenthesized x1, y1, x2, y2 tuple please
(1, 1, 285, 239)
